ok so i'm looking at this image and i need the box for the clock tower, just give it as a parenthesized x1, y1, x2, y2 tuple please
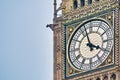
(47, 0, 120, 80)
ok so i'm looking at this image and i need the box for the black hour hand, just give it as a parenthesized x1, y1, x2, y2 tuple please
(87, 43, 100, 51)
(91, 44, 100, 49)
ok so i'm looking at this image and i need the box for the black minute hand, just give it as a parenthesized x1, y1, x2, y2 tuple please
(84, 26, 91, 43)
(84, 26, 91, 44)
(83, 26, 93, 51)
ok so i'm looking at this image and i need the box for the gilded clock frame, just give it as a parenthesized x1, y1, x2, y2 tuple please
(66, 18, 114, 71)
(62, 8, 119, 79)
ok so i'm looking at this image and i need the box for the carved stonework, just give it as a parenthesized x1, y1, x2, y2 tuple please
(56, 63, 61, 70)
(48, 0, 120, 80)
(53, 22, 65, 80)
(62, 1, 118, 23)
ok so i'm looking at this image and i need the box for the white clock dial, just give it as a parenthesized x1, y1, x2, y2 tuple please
(68, 19, 113, 70)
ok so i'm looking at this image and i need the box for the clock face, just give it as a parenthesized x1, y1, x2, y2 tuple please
(68, 19, 113, 70)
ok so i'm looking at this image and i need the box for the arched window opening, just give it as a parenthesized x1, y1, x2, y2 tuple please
(57, 0, 62, 9)
(95, 0, 99, 1)
(96, 77, 100, 80)
(57, 10, 62, 17)
(111, 74, 116, 80)
(81, 0, 85, 7)
(73, 0, 78, 9)
(103, 75, 108, 80)
(88, 0, 92, 4)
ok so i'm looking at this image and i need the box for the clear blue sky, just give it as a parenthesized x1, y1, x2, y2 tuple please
(0, 0, 53, 80)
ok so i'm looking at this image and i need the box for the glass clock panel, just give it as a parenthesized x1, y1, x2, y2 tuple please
(67, 19, 113, 70)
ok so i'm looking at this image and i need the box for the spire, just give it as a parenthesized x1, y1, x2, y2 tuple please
(54, 0, 57, 19)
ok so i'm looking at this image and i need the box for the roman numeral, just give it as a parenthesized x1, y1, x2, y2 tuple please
(76, 55, 80, 60)
(103, 38, 113, 42)
(101, 28, 109, 36)
(70, 48, 79, 52)
(89, 22, 92, 33)
(73, 39, 81, 42)
(99, 47, 110, 52)
(73, 55, 81, 62)
(80, 26, 86, 37)
(96, 21, 102, 32)
(81, 59, 85, 64)
(99, 21, 102, 27)
(89, 58, 92, 69)
(96, 54, 102, 63)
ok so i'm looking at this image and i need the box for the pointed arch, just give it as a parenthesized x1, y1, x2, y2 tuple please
(96, 77, 100, 80)
(80, 0, 85, 7)
(103, 75, 108, 80)
(110, 74, 116, 80)
(95, 0, 99, 1)
(88, 0, 92, 4)
(73, 0, 78, 9)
